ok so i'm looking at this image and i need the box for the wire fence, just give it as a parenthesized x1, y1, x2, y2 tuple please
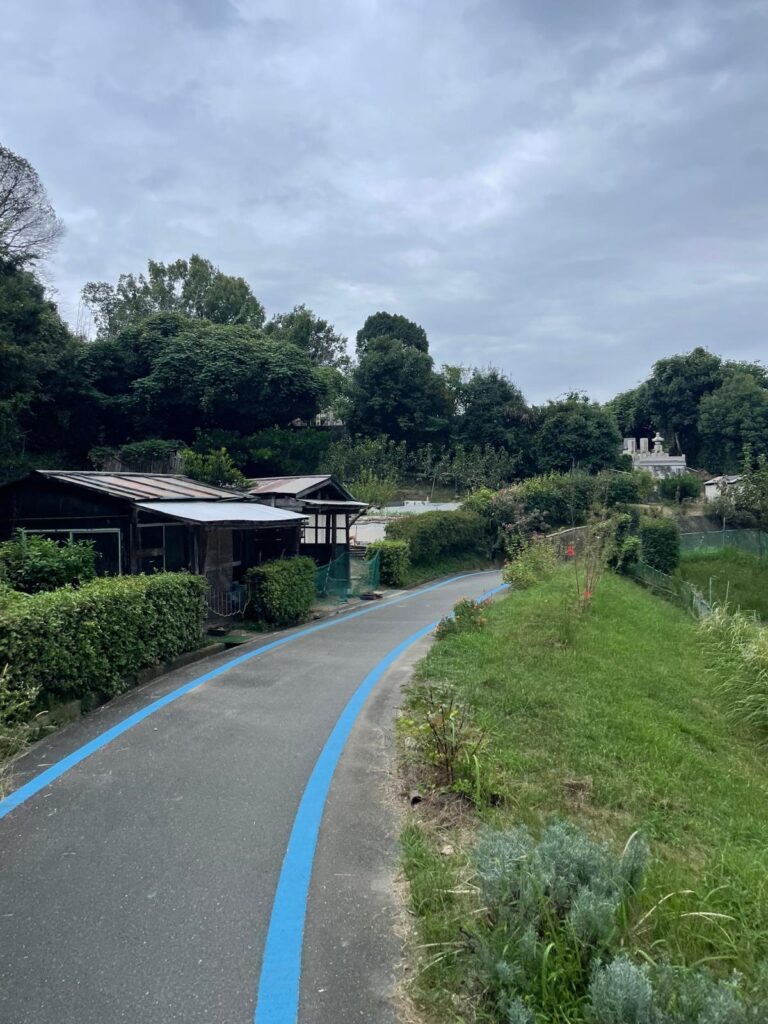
(679, 529, 767, 558)
(626, 561, 711, 620)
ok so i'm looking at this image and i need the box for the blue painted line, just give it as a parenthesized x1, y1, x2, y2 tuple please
(253, 581, 508, 1024)
(0, 572, 498, 821)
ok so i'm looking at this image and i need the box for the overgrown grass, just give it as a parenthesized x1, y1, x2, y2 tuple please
(403, 554, 496, 588)
(677, 546, 768, 620)
(401, 568, 768, 1021)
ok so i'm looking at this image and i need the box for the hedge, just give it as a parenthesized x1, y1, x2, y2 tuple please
(366, 540, 410, 586)
(385, 510, 484, 565)
(0, 531, 98, 594)
(639, 517, 681, 574)
(0, 573, 207, 703)
(244, 557, 316, 626)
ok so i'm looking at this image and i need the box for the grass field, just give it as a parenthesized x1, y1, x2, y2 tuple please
(400, 568, 768, 1022)
(677, 546, 768, 620)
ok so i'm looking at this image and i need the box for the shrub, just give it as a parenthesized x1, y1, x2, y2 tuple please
(0, 531, 98, 593)
(0, 573, 207, 702)
(366, 539, 410, 586)
(595, 470, 654, 506)
(434, 596, 488, 640)
(639, 517, 680, 574)
(658, 473, 702, 503)
(182, 447, 247, 489)
(604, 514, 641, 574)
(386, 510, 484, 564)
(244, 557, 316, 626)
(503, 541, 558, 588)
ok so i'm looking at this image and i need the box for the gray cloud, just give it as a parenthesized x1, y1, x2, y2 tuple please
(2, 0, 766, 401)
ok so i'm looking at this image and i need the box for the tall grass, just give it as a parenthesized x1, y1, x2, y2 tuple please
(678, 547, 768, 621)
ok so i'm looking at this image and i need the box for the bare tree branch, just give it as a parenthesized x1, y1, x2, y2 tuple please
(0, 144, 64, 264)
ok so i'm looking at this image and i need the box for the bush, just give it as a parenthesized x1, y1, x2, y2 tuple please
(503, 541, 558, 588)
(658, 473, 702, 503)
(366, 540, 410, 586)
(0, 573, 207, 703)
(434, 597, 488, 640)
(0, 531, 98, 593)
(595, 470, 653, 506)
(386, 510, 484, 564)
(244, 557, 316, 626)
(639, 517, 680, 574)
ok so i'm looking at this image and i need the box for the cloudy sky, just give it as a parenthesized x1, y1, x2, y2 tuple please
(2, 0, 767, 401)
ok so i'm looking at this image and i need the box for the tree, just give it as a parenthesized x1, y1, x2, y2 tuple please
(347, 336, 450, 446)
(355, 311, 428, 356)
(264, 304, 349, 369)
(0, 144, 63, 263)
(735, 446, 768, 533)
(182, 448, 247, 489)
(453, 367, 533, 472)
(82, 254, 265, 338)
(606, 383, 652, 439)
(698, 370, 768, 473)
(535, 393, 621, 474)
(645, 348, 724, 463)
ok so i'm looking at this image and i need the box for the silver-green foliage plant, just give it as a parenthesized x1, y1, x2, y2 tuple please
(587, 957, 654, 1024)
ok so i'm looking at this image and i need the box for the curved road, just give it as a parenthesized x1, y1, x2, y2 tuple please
(0, 571, 502, 1024)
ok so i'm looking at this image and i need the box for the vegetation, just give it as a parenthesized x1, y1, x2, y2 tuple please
(700, 605, 768, 740)
(678, 547, 768, 621)
(181, 447, 248, 489)
(639, 517, 680, 574)
(0, 531, 98, 593)
(400, 567, 768, 1022)
(365, 539, 410, 587)
(243, 557, 316, 626)
(386, 509, 484, 564)
(658, 472, 702, 503)
(0, 572, 206, 702)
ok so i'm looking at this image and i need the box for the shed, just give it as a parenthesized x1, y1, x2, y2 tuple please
(247, 475, 367, 562)
(0, 471, 307, 589)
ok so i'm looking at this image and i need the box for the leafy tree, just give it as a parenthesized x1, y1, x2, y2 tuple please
(0, 144, 63, 264)
(658, 473, 702, 503)
(606, 383, 652, 439)
(347, 469, 398, 509)
(645, 348, 724, 463)
(193, 427, 334, 477)
(264, 304, 350, 369)
(735, 446, 768, 533)
(182, 448, 247, 489)
(698, 370, 768, 473)
(347, 336, 450, 446)
(82, 254, 265, 338)
(453, 367, 533, 471)
(321, 435, 408, 483)
(355, 311, 429, 356)
(535, 393, 621, 474)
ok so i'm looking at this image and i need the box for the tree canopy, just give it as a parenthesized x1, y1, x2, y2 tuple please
(535, 393, 621, 474)
(0, 144, 63, 264)
(355, 311, 429, 356)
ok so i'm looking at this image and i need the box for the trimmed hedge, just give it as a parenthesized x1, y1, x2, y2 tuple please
(244, 557, 316, 626)
(639, 517, 681, 574)
(386, 510, 484, 564)
(0, 573, 207, 702)
(366, 540, 410, 587)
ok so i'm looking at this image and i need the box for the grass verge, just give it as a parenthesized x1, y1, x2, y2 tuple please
(403, 554, 497, 588)
(399, 567, 768, 1022)
(677, 546, 768, 620)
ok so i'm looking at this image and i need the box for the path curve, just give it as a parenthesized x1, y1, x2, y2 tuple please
(0, 571, 502, 1024)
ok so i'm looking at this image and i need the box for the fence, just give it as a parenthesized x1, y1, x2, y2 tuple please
(205, 583, 245, 618)
(627, 561, 711, 620)
(315, 550, 380, 602)
(680, 528, 767, 558)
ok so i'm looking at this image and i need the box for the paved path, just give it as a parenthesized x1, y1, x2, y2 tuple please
(0, 571, 502, 1024)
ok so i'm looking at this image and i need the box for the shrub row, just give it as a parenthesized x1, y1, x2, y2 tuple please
(0, 573, 207, 703)
(639, 516, 680, 574)
(366, 539, 410, 587)
(385, 510, 485, 564)
(244, 557, 316, 626)
(0, 532, 98, 594)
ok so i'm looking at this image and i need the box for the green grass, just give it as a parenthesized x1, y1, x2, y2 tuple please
(402, 568, 768, 1021)
(677, 546, 768, 620)
(403, 554, 497, 588)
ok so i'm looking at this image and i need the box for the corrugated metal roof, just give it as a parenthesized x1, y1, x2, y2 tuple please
(37, 471, 243, 502)
(247, 475, 332, 496)
(137, 501, 307, 524)
(301, 498, 368, 509)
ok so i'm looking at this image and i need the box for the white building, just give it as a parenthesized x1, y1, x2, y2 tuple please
(703, 475, 742, 502)
(623, 432, 687, 479)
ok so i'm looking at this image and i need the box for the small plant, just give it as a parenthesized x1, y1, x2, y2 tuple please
(403, 681, 484, 786)
(0, 663, 38, 765)
(435, 596, 489, 640)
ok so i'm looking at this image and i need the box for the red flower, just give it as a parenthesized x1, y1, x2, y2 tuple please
(566, 545, 575, 557)
(582, 589, 592, 599)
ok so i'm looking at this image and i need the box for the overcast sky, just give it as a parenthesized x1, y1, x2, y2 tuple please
(2, 0, 767, 402)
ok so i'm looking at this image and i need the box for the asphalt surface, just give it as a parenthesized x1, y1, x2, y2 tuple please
(0, 571, 501, 1024)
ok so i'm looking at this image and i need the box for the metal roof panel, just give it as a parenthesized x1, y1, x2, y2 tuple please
(136, 501, 308, 524)
(37, 471, 243, 502)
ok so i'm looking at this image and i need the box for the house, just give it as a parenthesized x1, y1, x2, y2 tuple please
(703, 475, 742, 502)
(623, 433, 687, 479)
(246, 475, 367, 563)
(0, 471, 307, 591)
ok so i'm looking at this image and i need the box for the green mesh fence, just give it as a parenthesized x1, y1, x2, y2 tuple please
(679, 529, 767, 558)
(315, 550, 380, 602)
(627, 561, 711, 619)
